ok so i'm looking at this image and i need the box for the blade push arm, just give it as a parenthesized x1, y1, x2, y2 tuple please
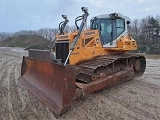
(64, 7, 89, 65)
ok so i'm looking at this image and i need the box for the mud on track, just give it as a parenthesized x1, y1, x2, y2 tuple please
(0, 47, 160, 120)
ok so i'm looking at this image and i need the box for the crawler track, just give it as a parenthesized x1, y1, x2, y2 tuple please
(77, 53, 146, 83)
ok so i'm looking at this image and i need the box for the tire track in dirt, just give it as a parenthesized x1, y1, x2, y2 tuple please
(93, 93, 141, 120)
(14, 59, 32, 113)
(105, 95, 157, 120)
(129, 80, 160, 95)
(0, 58, 8, 62)
(0, 60, 17, 120)
(0, 58, 15, 71)
(0, 52, 27, 120)
(0, 52, 23, 58)
(61, 93, 126, 120)
(24, 93, 52, 120)
(8, 63, 19, 120)
(9, 62, 24, 120)
(117, 79, 160, 98)
(0, 68, 9, 120)
(101, 80, 160, 120)
(62, 90, 139, 120)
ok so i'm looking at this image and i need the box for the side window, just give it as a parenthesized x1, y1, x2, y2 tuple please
(92, 23, 98, 29)
(100, 22, 105, 35)
(116, 19, 125, 37)
(91, 19, 98, 30)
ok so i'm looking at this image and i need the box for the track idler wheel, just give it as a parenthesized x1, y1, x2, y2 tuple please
(134, 59, 141, 72)
(129, 58, 141, 72)
(129, 56, 146, 77)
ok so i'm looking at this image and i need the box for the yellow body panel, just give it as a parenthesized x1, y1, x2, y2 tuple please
(56, 30, 137, 65)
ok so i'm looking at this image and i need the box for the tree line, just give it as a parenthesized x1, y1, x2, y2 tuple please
(0, 28, 59, 41)
(129, 15, 160, 44)
(129, 15, 160, 53)
(0, 25, 77, 41)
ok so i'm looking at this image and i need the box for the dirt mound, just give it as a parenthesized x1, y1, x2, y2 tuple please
(0, 35, 52, 50)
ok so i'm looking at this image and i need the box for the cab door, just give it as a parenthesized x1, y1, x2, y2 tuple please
(100, 18, 125, 48)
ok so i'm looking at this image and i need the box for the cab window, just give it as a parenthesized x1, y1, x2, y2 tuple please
(116, 19, 125, 37)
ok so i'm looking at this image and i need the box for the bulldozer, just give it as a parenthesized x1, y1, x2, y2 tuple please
(19, 7, 146, 118)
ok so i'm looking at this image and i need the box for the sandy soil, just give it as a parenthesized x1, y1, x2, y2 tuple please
(0, 47, 160, 120)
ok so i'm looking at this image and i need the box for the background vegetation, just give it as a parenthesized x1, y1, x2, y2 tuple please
(129, 15, 160, 54)
(0, 15, 160, 54)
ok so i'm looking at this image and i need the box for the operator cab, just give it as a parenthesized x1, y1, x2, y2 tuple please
(90, 13, 130, 47)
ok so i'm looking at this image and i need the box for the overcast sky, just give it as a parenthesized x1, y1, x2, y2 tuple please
(0, 0, 160, 32)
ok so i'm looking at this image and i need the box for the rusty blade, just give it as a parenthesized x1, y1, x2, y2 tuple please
(19, 56, 76, 118)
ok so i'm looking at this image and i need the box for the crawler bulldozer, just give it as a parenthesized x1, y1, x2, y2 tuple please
(19, 7, 146, 118)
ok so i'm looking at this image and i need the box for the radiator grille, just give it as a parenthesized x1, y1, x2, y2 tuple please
(56, 42, 69, 64)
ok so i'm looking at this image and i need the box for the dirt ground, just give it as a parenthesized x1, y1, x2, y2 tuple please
(0, 47, 160, 120)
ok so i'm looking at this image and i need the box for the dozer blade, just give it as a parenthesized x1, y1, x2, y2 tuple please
(19, 56, 76, 118)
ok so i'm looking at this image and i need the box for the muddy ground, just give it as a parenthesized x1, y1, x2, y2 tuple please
(0, 47, 160, 120)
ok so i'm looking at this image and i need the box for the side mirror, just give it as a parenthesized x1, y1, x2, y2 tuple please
(127, 21, 130, 24)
